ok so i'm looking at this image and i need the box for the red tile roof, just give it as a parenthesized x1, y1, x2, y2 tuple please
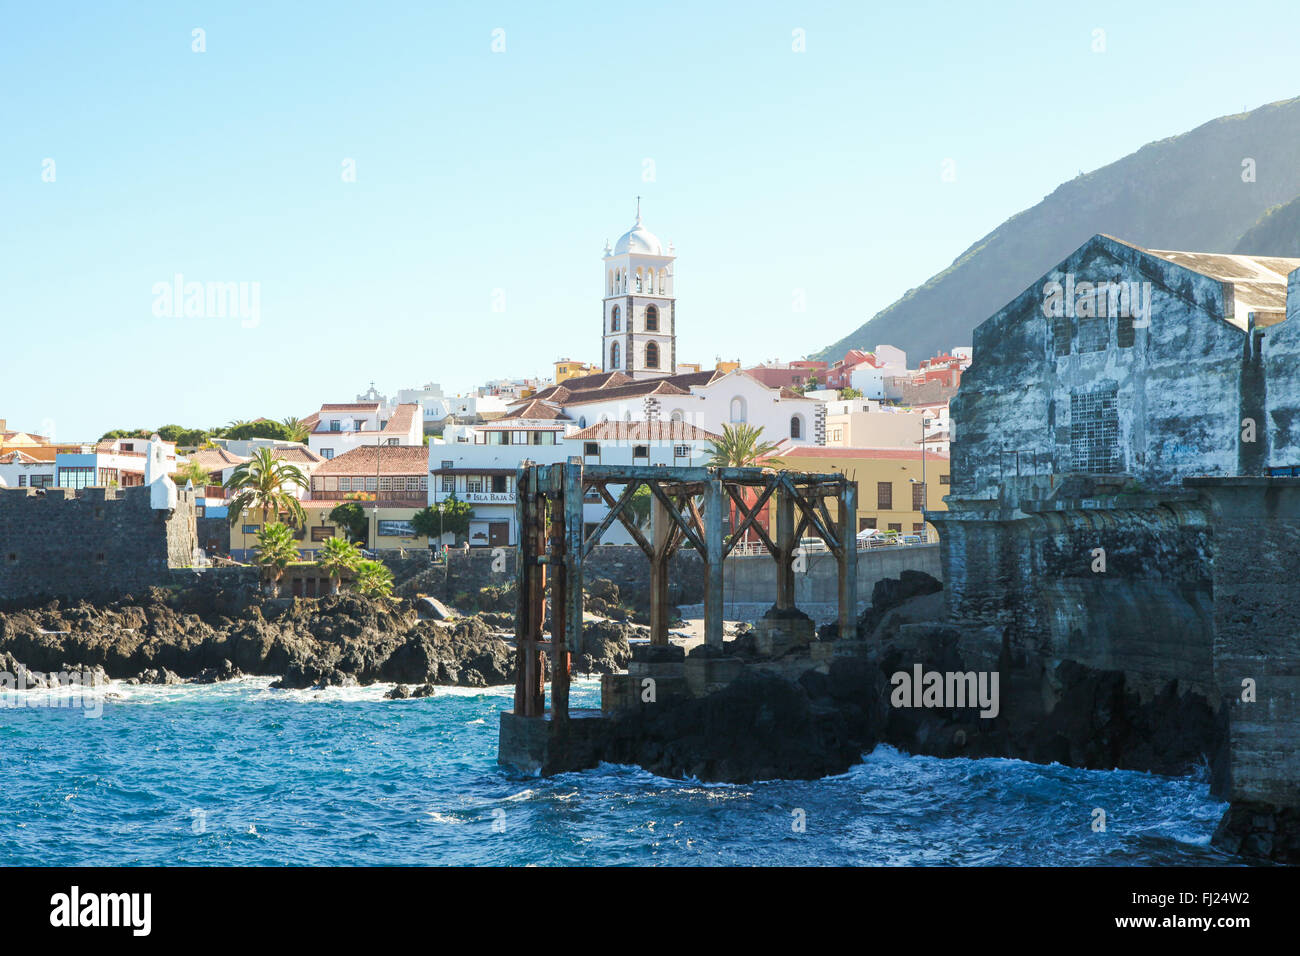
(568, 421, 720, 442)
(498, 399, 570, 421)
(314, 444, 430, 476)
(381, 403, 419, 435)
(770, 446, 950, 462)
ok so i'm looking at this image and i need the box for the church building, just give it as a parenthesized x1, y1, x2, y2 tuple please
(602, 200, 676, 379)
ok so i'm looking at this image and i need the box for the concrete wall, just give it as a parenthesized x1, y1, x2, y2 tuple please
(952, 234, 1247, 506)
(0, 484, 198, 603)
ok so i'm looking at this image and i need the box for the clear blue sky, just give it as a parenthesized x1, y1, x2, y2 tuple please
(3, 0, 1299, 439)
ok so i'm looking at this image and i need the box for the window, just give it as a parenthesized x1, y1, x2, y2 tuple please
(354, 420, 366, 431)
(790, 415, 802, 439)
(330, 420, 341, 432)
(385, 438, 399, 446)
(365, 477, 377, 492)
(379, 477, 393, 492)
(912, 522, 926, 533)
(610, 306, 620, 332)
(17, 475, 26, 487)
(877, 481, 892, 510)
(610, 341, 621, 369)
(632, 445, 649, 459)
(467, 475, 483, 493)
(670, 410, 683, 423)
(645, 341, 660, 368)
(912, 482, 926, 510)
(859, 517, 877, 531)
(584, 442, 599, 457)
(321, 448, 334, 459)
(30, 474, 52, 488)
(673, 444, 690, 458)
(646, 305, 659, 331)
(57, 467, 95, 489)
(939, 474, 950, 485)
(242, 524, 260, 535)
(1077, 315, 1108, 353)
(441, 475, 455, 492)
(512, 431, 528, 444)
(729, 397, 746, 423)
(1052, 317, 1072, 357)
(311, 526, 335, 542)
(1069, 386, 1120, 474)
(1117, 313, 1136, 348)
(440, 460, 454, 470)
(888, 523, 902, 533)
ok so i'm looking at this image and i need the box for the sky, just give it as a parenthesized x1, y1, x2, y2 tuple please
(4, 0, 1300, 439)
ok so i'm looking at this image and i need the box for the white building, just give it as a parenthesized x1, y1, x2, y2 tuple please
(306, 402, 422, 459)
(849, 344, 909, 399)
(602, 201, 677, 379)
(0, 450, 55, 488)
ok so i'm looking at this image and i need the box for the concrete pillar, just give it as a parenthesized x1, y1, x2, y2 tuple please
(837, 480, 858, 639)
(704, 473, 725, 650)
(649, 487, 672, 645)
(775, 484, 795, 611)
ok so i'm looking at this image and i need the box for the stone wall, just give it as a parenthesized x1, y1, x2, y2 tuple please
(409, 545, 706, 607)
(0, 485, 198, 604)
(1189, 478, 1300, 810)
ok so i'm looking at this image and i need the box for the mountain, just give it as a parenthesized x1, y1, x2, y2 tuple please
(812, 96, 1300, 363)
(1234, 194, 1300, 258)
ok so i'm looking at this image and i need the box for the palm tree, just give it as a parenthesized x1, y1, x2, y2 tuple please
(354, 559, 394, 600)
(317, 535, 361, 594)
(705, 423, 781, 468)
(225, 446, 309, 529)
(705, 423, 782, 545)
(254, 522, 299, 596)
(281, 416, 310, 444)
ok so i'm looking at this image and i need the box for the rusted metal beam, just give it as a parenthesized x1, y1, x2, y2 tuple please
(647, 479, 706, 553)
(582, 479, 641, 557)
(724, 480, 778, 556)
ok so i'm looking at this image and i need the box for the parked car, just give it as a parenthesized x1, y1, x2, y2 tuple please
(798, 536, 829, 552)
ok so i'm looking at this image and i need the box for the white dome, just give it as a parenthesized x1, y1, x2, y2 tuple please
(613, 216, 663, 256)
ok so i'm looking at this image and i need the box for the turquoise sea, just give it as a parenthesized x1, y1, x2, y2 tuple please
(0, 677, 1233, 866)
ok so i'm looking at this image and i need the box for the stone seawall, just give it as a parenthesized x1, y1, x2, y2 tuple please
(0, 485, 198, 605)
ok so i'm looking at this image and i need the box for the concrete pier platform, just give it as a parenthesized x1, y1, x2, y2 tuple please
(498, 709, 611, 775)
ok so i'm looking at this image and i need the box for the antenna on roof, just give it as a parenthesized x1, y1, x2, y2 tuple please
(635, 196, 641, 221)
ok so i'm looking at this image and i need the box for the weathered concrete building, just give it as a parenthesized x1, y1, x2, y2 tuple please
(931, 234, 1300, 860)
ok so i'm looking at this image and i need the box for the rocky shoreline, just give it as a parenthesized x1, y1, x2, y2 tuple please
(0, 587, 636, 693)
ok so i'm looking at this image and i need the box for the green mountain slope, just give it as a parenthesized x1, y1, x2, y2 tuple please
(813, 96, 1300, 363)
(1234, 194, 1300, 258)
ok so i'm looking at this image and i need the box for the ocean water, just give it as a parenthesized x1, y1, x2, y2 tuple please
(0, 677, 1234, 866)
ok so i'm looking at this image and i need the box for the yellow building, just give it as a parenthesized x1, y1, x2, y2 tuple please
(227, 501, 431, 559)
(765, 446, 950, 537)
(554, 359, 596, 384)
(715, 359, 741, 374)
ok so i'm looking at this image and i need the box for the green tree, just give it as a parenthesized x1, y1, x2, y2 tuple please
(838, 386, 863, 400)
(253, 522, 299, 596)
(705, 422, 782, 468)
(175, 459, 212, 489)
(354, 559, 394, 599)
(705, 423, 781, 544)
(329, 501, 369, 544)
(280, 416, 311, 444)
(316, 535, 361, 594)
(224, 419, 296, 442)
(225, 447, 309, 529)
(626, 484, 652, 530)
(411, 496, 473, 544)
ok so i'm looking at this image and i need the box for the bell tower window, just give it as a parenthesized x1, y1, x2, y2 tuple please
(646, 305, 659, 332)
(610, 341, 621, 369)
(646, 341, 660, 369)
(611, 306, 620, 332)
